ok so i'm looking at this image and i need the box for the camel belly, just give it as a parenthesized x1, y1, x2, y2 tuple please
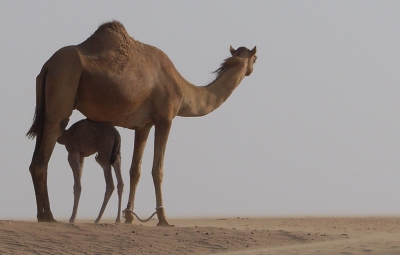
(75, 99, 153, 130)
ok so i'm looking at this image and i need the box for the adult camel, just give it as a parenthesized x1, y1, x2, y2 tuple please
(27, 21, 257, 226)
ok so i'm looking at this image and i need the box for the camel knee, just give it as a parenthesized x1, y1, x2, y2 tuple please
(152, 170, 164, 183)
(112, 154, 121, 167)
(29, 164, 38, 175)
(29, 155, 49, 173)
(105, 182, 115, 194)
(130, 168, 141, 182)
(29, 163, 47, 180)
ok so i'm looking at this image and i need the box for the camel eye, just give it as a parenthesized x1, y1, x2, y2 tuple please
(253, 55, 257, 63)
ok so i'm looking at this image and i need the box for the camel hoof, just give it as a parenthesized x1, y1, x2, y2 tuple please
(38, 219, 56, 223)
(38, 215, 57, 223)
(69, 220, 75, 224)
(157, 221, 174, 227)
(124, 219, 134, 224)
(124, 211, 134, 224)
(38, 213, 56, 222)
(37, 215, 47, 222)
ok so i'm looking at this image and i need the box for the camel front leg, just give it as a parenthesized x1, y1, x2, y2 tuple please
(68, 153, 84, 223)
(95, 159, 115, 224)
(124, 124, 152, 224)
(152, 120, 173, 227)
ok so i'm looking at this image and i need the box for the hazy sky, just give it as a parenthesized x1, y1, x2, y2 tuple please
(1, 1, 400, 221)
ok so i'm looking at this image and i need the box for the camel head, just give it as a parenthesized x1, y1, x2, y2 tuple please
(230, 46, 257, 76)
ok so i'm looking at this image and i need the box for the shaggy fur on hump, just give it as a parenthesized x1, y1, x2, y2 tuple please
(94, 20, 130, 39)
(77, 20, 151, 73)
(85, 20, 135, 53)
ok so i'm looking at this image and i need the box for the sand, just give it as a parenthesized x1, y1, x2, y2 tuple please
(1, 217, 400, 254)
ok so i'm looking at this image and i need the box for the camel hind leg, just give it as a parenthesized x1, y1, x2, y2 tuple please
(28, 48, 82, 222)
(112, 154, 123, 223)
(29, 144, 54, 221)
(68, 153, 84, 223)
(94, 154, 115, 223)
(29, 119, 71, 222)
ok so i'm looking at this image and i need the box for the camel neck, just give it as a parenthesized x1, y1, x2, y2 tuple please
(177, 61, 247, 117)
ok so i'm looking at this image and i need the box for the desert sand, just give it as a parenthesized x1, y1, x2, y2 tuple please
(1, 217, 400, 254)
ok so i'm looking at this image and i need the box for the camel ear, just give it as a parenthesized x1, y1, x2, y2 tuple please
(230, 45, 236, 55)
(251, 46, 257, 55)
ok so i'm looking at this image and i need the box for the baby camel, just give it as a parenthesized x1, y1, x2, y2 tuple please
(57, 118, 123, 223)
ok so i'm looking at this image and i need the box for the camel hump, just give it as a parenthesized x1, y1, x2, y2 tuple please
(77, 20, 146, 72)
(95, 20, 127, 34)
(89, 20, 131, 43)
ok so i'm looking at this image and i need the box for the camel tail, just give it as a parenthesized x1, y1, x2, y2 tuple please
(26, 68, 47, 139)
(110, 128, 121, 164)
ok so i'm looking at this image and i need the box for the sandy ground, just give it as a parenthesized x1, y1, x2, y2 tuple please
(1, 217, 400, 254)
